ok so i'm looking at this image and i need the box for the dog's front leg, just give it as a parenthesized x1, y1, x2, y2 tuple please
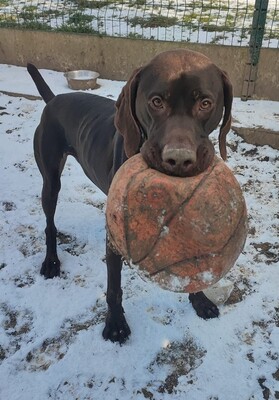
(102, 237, 131, 343)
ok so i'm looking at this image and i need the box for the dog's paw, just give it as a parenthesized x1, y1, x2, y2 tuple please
(189, 291, 219, 319)
(102, 308, 131, 344)
(40, 258, 60, 279)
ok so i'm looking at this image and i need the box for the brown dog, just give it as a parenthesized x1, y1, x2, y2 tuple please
(27, 49, 233, 343)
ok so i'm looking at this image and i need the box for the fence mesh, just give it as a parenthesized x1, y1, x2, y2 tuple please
(0, 0, 278, 47)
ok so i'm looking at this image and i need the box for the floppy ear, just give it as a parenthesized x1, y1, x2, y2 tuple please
(219, 70, 233, 160)
(114, 67, 143, 158)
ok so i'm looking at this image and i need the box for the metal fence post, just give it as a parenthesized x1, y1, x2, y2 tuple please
(241, 0, 269, 100)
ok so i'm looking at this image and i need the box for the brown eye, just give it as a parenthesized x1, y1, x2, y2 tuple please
(200, 98, 212, 111)
(151, 96, 163, 109)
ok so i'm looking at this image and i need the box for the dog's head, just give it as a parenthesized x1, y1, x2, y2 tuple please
(115, 49, 233, 177)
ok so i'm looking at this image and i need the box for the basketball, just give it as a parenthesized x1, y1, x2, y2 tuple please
(106, 154, 247, 293)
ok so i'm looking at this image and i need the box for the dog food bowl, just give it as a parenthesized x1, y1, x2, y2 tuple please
(64, 70, 100, 90)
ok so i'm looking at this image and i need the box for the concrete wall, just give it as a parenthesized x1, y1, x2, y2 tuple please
(0, 28, 278, 100)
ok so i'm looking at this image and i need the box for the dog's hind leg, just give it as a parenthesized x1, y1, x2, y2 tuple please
(34, 125, 67, 278)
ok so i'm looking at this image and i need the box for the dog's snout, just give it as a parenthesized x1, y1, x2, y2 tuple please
(162, 146, 197, 175)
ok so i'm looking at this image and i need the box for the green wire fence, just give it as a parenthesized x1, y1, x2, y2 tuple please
(0, 0, 278, 48)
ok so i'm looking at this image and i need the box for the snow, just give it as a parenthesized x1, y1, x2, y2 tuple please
(0, 63, 279, 399)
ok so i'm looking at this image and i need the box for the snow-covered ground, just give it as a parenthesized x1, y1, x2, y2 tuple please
(0, 64, 278, 399)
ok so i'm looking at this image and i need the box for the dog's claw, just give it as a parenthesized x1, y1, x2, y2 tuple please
(102, 309, 131, 344)
(40, 258, 61, 279)
(189, 291, 220, 319)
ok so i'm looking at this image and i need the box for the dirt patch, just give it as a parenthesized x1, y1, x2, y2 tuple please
(144, 337, 206, 395)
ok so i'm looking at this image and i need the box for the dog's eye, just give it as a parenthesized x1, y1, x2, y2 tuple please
(150, 96, 164, 109)
(199, 99, 212, 111)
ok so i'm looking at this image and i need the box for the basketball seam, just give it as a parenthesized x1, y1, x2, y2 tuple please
(135, 160, 218, 265)
(149, 203, 247, 277)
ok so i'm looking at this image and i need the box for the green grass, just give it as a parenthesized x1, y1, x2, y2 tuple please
(265, 30, 279, 40)
(56, 11, 98, 33)
(0, 13, 16, 22)
(13, 5, 63, 22)
(38, 9, 63, 19)
(127, 31, 144, 39)
(0, 16, 18, 28)
(18, 5, 37, 21)
(202, 23, 235, 32)
(129, 15, 178, 28)
(210, 34, 226, 44)
(130, 0, 146, 7)
(57, 24, 99, 34)
(68, 12, 95, 24)
(70, 0, 121, 9)
(182, 12, 200, 25)
(23, 21, 52, 30)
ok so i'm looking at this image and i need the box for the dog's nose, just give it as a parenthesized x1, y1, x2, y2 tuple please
(162, 146, 197, 174)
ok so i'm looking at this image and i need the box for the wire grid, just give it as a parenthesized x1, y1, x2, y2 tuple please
(0, 0, 278, 47)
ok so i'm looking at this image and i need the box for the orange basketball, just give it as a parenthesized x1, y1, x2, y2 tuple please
(106, 154, 247, 293)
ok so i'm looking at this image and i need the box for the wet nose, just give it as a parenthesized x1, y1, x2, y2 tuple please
(162, 146, 197, 173)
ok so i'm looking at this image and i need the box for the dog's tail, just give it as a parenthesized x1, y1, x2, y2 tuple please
(27, 63, 55, 104)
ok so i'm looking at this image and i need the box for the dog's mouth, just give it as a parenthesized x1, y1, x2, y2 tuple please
(140, 142, 215, 178)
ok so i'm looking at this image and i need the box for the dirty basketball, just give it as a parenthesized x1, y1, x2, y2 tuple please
(106, 154, 247, 293)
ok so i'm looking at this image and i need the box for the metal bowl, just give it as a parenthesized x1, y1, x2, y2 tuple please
(64, 70, 100, 90)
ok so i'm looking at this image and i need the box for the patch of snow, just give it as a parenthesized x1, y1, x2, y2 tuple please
(0, 64, 278, 400)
